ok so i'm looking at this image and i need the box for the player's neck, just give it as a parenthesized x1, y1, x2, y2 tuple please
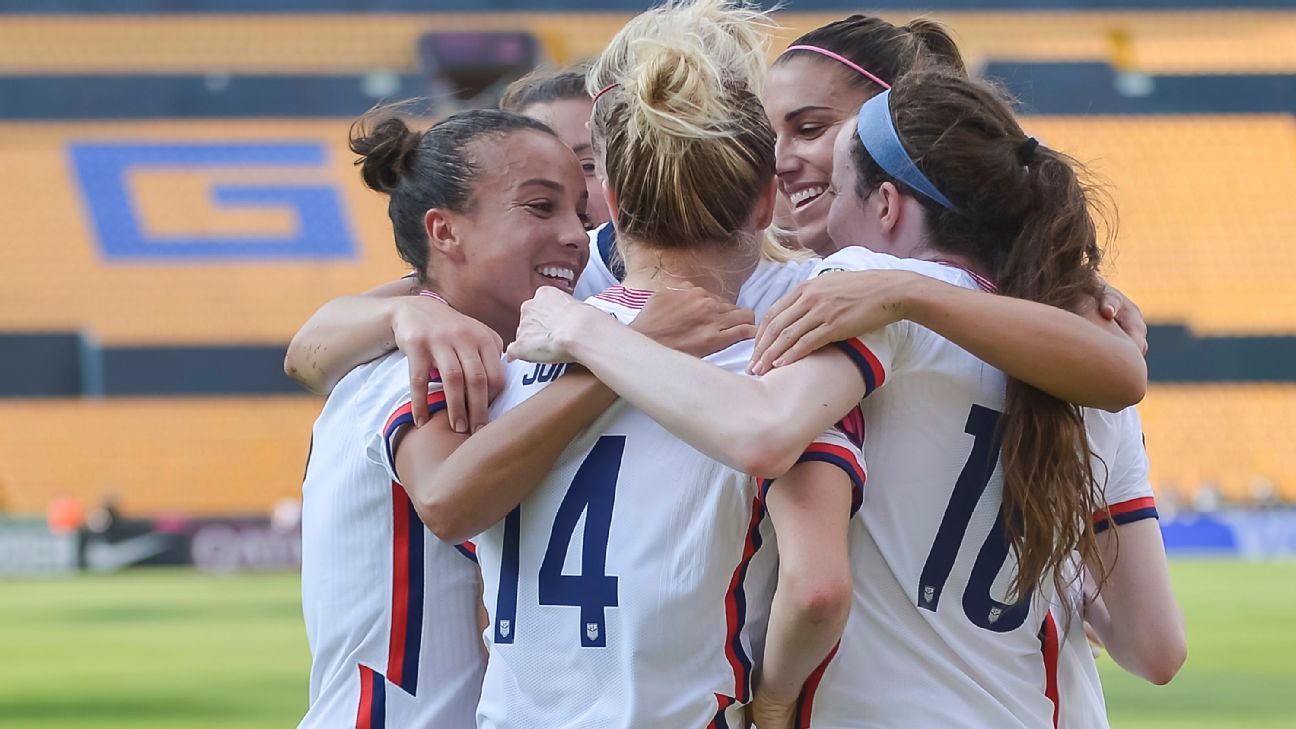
(430, 285, 519, 347)
(617, 233, 760, 304)
(914, 247, 993, 284)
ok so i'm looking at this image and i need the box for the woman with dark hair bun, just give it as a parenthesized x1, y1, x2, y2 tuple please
(298, 106, 746, 728)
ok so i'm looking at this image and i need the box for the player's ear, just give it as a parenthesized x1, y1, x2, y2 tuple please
(876, 182, 904, 236)
(426, 208, 467, 262)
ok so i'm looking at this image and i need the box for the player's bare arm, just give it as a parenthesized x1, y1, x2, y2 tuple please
(285, 276, 507, 432)
(284, 276, 416, 393)
(509, 287, 870, 478)
(404, 285, 755, 544)
(1085, 518, 1186, 684)
(749, 268, 1147, 412)
(755, 460, 855, 728)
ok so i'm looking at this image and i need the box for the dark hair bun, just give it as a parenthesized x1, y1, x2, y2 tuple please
(349, 116, 421, 194)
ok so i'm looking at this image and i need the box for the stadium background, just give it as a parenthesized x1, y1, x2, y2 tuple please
(0, 0, 1293, 727)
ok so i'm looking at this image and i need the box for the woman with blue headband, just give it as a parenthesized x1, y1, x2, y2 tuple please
(507, 66, 1183, 728)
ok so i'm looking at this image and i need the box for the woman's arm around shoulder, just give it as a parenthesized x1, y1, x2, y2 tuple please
(285, 276, 505, 433)
(751, 267, 1147, 412)
(508, 287, 873, 479)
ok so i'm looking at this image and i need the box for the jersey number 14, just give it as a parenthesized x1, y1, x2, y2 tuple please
(494, 436, 624, 648)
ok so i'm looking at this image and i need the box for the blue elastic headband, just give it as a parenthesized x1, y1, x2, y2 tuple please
(856, 90, 956, 211)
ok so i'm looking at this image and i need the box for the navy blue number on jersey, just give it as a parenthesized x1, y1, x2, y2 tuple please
(917, 405, 1032, 632)
(494, 435, 624, 647)
(494, 507, 522, 644)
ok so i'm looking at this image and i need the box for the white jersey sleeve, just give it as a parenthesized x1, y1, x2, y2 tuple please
(763, 416, 868, 516)
(1085, 407, 1159, 534)
(808, 249, 941, 398)
(360, 366, 449, 486)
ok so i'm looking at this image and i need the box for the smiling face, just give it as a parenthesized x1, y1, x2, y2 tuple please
(521, 97, 611, 230)
(436, 129, 590, 332)
(763, 56, 881, 255)
(826, 117, 878, 249)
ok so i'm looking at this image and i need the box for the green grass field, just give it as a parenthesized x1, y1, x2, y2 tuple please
(1, 560, 1293, 728)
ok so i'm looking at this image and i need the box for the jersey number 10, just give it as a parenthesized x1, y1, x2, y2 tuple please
(494, 436, 624, 648)
(917, 405, 1033, 633)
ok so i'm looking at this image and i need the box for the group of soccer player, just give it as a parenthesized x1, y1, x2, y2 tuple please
(289, 1, 1187, 727)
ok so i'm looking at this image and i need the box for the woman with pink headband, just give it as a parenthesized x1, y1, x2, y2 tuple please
(758, 17, 1181, 728)
(764, 15, 965, 257)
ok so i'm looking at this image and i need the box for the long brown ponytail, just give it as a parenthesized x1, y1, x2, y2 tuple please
(849, 68, 1113, 602)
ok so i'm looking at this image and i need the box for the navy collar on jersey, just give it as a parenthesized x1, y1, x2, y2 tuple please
(596, 223, 625, 281)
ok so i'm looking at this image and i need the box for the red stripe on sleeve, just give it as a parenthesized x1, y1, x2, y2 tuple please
(845, 339, 885, 390)
(1094, 496, 1157, 524)
(383, 391, 449, 434)
(801, 442, 866, 485)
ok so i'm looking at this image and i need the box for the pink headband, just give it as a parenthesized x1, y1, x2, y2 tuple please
(782, 45, 891, 90)
(592, 82, 620, 104)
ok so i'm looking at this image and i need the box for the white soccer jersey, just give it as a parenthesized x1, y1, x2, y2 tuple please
(299, 353, 486, 729)
(473, 284, 864, 729)
(795, 248, 1159, 729)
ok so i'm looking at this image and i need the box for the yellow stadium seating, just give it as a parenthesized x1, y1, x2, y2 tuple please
(5, 114, 1288, 344)
(0, 9, 1291, 517)
(1138, 385, 1296, 503)
(0, 11, 1294, 75)
(0, 386, 1288, 517)
(1026, 115, 1296, 335)
(0, 396, 319, 516)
